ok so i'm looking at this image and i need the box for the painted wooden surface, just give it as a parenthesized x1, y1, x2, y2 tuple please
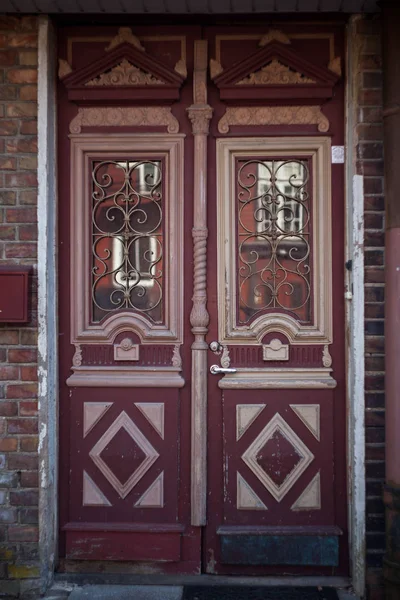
(58, 21, 347, 576)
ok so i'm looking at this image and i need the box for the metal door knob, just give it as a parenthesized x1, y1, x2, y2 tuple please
(210, 364, 237, 375)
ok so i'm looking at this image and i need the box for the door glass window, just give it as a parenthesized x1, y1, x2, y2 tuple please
(91, 159, 164, 323)
(237, 158, 311, 324)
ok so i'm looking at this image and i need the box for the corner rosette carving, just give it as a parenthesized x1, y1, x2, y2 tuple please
(72, 344, 83, 367)
(58, 59, 72, 79)
(322, 344, 332, 368)
(172, 344, 182, 369)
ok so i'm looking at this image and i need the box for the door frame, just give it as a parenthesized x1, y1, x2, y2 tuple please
(36, 14, 365, 597)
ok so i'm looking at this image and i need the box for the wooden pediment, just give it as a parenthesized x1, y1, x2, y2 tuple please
(61, 42, 185, 105)
(213, 41, 339, 104)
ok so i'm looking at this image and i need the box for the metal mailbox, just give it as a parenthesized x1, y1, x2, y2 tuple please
(0, 267, 30, 323)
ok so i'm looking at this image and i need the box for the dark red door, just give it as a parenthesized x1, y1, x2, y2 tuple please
(204, 24, 348, 575)
(57, 24, 202, 572)
(57, 21, 348, 576)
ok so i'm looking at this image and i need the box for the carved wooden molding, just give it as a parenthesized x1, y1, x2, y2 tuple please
(216, 136, 333, 346)
(69, 135, 184, 347)
(105, 27, 145, 52)
(62, 41, 184, 105)
(218, 105, 329, 134)
(259, 29, 291, 47)
(174, 58, 187, 79)
(328, 56, 342, 77)
(189, 40, 213, 528)
(85, 59, 165, 86)
(322, 344, 333, 368)
(69, 106, 179, 134)
(67, 367, 184, 388)
(236, 60, 316, 86)
(210, 58, 223, 80)
(213, 40, 339, 104)
(58, 58, 72, 79)
(218, 368, 336, 389)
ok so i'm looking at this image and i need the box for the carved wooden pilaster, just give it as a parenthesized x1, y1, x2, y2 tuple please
(188, 40, 213, 527)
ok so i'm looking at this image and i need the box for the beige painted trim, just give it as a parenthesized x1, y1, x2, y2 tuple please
(69, 134, 184, 347)
(67, 367, 184, 388)
(188, 41, 213, 527)
(216, 136, 333, 346)
(218, 368, 336, 389)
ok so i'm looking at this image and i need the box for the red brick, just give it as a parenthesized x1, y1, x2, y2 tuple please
(8, 525, 38, 542)
(0, 85, 17, 100)
(4, 172, 37, 188)
(0, 225, 16, 240)
(8, 34, 38, 48)
(20, 472, 38, 488)
(0, 50, 17, 66)
(20, 366, 37, 381)
(8, 348, 37, 363)
(0, 120, 18, 136)
(358, 89, 383, 106)
(19, 402, 37, 417)
(0, 157, 16, 170)
(0, 419, 5, 436)
(364, 177, 383, 195)
(6, 102, 36, 117)
(19, 224, 37, 241)
(7, 419, 37, 435)
(0, 330, 19, 344)
(5, 208, 36, 224)
(0, 438, 17, 452)
(6, 383, 37, 400)
(20, 436, 37, 452)
(10, 490, 38, 506)
(6, 68, 37, 84)
(5, 243, 37, 259)
(365, 213, 384, 230)
(365, 268, 385, 284)
(0, 402, 17, 417)
(18, 85, 37, 101)
(18, 190, 37, 205)
(363, 72, 383, 89)
(6, 138, 37, 153)
(358, 124, 383, 141)
(20, 330, 37, 345)
(8, 454, 38, 471)
(19, 121, 37, 135)
(0, 366, 18, 381)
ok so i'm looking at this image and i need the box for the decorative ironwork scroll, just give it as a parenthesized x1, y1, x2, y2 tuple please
(237, 159, 311, 325)
(91, 159, 163, 324)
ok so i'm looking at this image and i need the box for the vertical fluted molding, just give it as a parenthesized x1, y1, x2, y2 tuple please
(187, 40, 213, 526)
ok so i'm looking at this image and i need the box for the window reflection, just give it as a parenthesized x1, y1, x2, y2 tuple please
(237, 159, 311, 324)
(91, 160, 163, 323)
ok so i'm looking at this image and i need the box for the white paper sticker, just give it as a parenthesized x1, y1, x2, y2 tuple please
(332, 146, 345, 164)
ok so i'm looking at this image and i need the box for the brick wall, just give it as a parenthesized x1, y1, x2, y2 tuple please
(354, 15, 386, 600)
(0, 15, 39, 599)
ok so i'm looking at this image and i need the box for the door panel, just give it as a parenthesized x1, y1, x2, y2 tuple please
(57, 25, 201, 573)
(205, 24, 347, 575)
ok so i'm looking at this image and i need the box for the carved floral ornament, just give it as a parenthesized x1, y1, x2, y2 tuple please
(218, 106, 329, 134)
(85, 59, 165, 86)
(69, 106, 179, 134)
(236, 60, 316, 86)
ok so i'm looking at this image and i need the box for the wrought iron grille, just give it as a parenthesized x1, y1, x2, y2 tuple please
(237, 159, 311, 324)
(91, 159, 163, 323)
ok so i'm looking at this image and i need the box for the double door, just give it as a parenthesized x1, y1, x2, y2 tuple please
(58, 22, 347, 574)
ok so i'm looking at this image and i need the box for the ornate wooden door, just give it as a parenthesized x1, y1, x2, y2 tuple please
(57, 22, 347, 576)
(57, 25, 202, 572)
(204, 25, 348, 575)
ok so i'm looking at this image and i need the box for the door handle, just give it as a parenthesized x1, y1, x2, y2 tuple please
(210, 364, 237, 375)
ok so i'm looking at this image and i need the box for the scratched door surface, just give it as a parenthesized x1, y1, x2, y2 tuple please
(204, 23, 348, 575)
